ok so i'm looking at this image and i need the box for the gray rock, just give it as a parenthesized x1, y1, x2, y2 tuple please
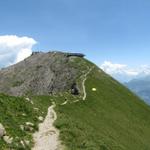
(26, 122, 34, 127)
(0, 52, 78, 96)
(3, 136, 13, 144)
(20, 140, 25, 148)
(24, 140, 30, 146)
(20, 125, 24, 131)
(71, 83, 80, 95)
(38, 116, 44, 121)
(0, 123, 6, 137)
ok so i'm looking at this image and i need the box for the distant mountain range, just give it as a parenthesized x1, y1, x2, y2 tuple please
(125, 76, 150, 104)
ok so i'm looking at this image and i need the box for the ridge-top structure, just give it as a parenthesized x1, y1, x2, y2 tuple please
(66, 53, 85, 57)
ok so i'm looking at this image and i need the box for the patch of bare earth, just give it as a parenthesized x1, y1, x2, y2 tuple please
(32, 103, 62, 150)
(82, 67, 94, 100)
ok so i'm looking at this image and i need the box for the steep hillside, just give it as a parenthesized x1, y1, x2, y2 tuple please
(54, 58, 150, 150)
(1, 52, 150, 150)
(0, 51, 80, 96)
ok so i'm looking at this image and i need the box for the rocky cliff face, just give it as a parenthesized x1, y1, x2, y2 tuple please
(0, 52, 79, 96)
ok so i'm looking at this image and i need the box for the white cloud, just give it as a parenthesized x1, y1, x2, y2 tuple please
(0, 35, 37, 67)
(100, 61, 150, 82)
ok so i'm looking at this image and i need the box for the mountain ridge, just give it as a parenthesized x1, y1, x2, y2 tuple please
(1, 51, 150, 150)
(0, 51, 84, 96)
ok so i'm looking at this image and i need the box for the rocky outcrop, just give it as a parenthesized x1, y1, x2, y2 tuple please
(71, 83, 80, 95)
(3, 136, 13, 144)
(0, 52, 79, 96)
(0, 123, 6, 138)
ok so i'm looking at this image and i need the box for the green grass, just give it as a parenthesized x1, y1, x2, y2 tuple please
(54, 60, 150, 150)
(1, 57, 150, 150)
(0, 94, 53, 150)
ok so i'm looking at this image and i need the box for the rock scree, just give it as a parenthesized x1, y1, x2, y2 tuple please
(0, 51, 81, 96)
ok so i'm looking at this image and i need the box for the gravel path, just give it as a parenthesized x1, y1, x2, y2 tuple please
(32, 103, 62, 150)
(82, 67, 94, 100)
(32, 67, 93, 150)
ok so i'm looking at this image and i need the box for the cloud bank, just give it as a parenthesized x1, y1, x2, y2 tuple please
(100, 61, 150, 82)
(0, 35, 37, 68)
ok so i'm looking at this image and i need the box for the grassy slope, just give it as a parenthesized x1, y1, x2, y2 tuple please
(1, 57, 150, 149)
(54, 59, 150, 150)
(0, 95, 52, 150)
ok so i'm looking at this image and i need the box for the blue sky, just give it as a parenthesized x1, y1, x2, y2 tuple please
(0, 0, 150, 81)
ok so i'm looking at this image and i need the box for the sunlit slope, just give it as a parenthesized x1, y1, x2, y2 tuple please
(54, 60, 150, 150)
(0, 94, 53, 149)
(1, 55, 150, 150)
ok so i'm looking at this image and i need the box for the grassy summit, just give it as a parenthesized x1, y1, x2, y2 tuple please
(0, 53, 150, 149)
